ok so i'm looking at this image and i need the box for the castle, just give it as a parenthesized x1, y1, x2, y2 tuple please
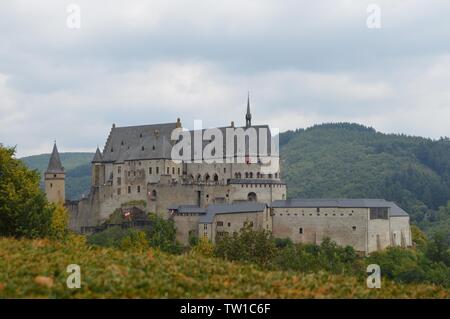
(45, 98, 412, 255)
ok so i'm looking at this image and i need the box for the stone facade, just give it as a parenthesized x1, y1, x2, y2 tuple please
(65, 105, 286, 230)
(270, 199, 412, 255)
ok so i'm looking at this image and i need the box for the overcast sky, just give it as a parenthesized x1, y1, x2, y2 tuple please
(1, 0, 450, 157)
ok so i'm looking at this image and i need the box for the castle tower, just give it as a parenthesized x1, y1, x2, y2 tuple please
(92, 146, 104, 186)
(45, 142, 65, 204)
(245, 92, 252, 128)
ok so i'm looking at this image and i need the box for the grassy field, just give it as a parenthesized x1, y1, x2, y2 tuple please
(0, 237, 448, 299)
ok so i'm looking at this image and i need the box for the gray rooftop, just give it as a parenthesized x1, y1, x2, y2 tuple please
(98, 121, 276, 163)
(169, 205, 207, 214)
(271, 199, 408, 217)
(46, 143, 64, 174)
(200, 202, 267, 224)
(100, 122, 177, 163)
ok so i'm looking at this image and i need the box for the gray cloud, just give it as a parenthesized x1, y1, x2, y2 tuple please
(1, 0, 450, 157)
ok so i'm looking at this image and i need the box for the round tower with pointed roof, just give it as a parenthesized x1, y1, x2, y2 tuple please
(45, 142, 65, 203)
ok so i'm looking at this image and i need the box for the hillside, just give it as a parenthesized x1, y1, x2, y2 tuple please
(280, 123, 450, 235)
(21, 152, 94, 200)
(0, 237, 447, 298)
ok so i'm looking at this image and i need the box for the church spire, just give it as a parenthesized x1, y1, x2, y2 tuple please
(245, 91, 252, 128)
(46, 142, 64, 174)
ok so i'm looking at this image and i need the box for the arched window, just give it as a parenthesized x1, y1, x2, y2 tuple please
(205, 174, 210, 182)
(257, 172, 260, 178)
(234, 172, 239, 178)
(213, 174, 219, 182)
(247, 192, 257, 202)
(245, 172, 249, 178)
(249, 172, 253, 178)
(197, 174, 202, 182)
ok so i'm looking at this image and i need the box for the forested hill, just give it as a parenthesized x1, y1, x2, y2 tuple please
(280, 123, 450, 235)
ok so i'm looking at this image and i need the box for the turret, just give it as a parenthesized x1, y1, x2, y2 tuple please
(44, 142, 65, 203)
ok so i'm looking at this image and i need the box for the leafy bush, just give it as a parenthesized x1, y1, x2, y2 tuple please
(214, 224, 276, 267)
(119, 230, 149, 252)
(0, 145, 53, 238)
(426, 232, 450, 266)
(147, 213, 182, 254)
(273, 238, 363, 275)
(190, 236, 214, 257)
(367, 247, 450, 287)
(49, 202, 70, 240)
(87, 226, 135, 248)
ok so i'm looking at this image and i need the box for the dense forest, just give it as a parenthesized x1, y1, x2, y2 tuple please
(20, 123, 450, 238)
(280, 123, 450, 238)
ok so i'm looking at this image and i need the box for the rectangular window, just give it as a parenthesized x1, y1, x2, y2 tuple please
(217, 221, 223, 226)
(203, 224, 207, 230)
(128, 186, 131, 194)
(117, 177, 121, 185)
(299, 227, 303, 234)
(149, 167, 152, 174)
(117, 188, 121, 195)
(316, 208, 320, 213)
(156, 167, 159, 174)
(167, 167, 170, 174)
(370, 207, 388, 219)
(118, 166, 121, 174)
(178, 167, 181, 175)
(137, 185, 141, 193)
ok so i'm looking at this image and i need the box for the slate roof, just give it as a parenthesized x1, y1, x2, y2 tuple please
(46, 143, 64, 173)
(169, 205, 207, 214)
(271, 199, 409, 217)
(92, 147, 103, 163)
(98, 122, 276, 163)
(199, 202, 267, 224)
(100, 122, 178, 163)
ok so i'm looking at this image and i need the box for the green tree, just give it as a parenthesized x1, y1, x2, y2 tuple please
(426, 232, 450, 266)
(49, 202, 70, 240)
(0, 145, 53, 238)
(147, 213, 182, 253)
(214, 224, 276, 268)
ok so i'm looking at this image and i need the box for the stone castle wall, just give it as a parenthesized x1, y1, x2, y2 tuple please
(271, 207, 369, 252)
